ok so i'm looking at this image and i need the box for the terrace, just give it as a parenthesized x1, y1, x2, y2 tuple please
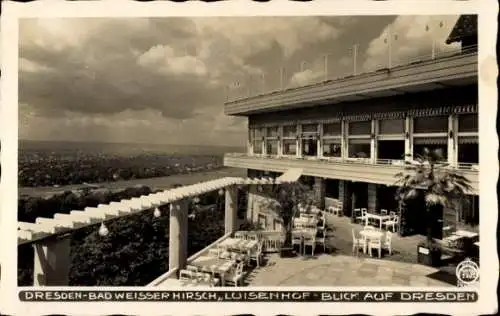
(151, 213, 465, 288)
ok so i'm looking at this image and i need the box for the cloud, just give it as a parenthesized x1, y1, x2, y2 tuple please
(18, 16, 460, 146)
(363, 15, 461, 71)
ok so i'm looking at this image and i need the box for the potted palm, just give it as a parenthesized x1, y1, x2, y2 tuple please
(261, 182, 314, 257)
(395, 148, 472, 267)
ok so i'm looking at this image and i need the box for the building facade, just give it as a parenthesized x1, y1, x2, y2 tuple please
(223, 17, 479, 239)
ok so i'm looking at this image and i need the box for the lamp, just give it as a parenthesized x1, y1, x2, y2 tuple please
(98, 222, 109, 237)
(218, 189, 225, 196)
(153, 207, 161, 218)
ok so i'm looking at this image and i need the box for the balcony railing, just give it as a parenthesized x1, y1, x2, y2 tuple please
(225, 45, 478, 103)
(224, 153, 479, 194)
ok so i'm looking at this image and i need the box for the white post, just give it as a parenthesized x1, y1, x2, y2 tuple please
(324, 54, 328, 81)
(279, 68, 284, 90)
(404, 117, 413, 161)
(296, 124, 302, 158)
(447, 114, 458, 167)
(353, 44, 358, 75)
(370, 120, 378, 164)
(278, 126, 283, 157)
(169, 200, 188, 275)
(33, 237, 71, 286)
(318, 123, 323, 158)
(248, 128, 253, 155)
(341, 120, 348, 159)
(225, 186, 238, 234)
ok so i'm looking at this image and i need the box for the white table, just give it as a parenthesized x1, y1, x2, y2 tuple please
(364, 213, 392, 230)
(454, 230, 479, 239)
(295, 217, 318, 228)
(359, 230, 384, 254)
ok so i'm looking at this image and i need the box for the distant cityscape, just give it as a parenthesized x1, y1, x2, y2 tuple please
(19, 140, 245, 188)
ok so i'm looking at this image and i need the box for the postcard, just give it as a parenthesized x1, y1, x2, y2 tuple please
(0, 0, 498, 315)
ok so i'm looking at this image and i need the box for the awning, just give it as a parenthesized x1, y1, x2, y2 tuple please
(458, 136, 479, 144)
(413, 137, 448, 145)
(277, 168, 303, 183)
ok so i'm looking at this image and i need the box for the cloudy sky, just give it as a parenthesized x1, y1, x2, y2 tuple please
(19, 15, 460, 147)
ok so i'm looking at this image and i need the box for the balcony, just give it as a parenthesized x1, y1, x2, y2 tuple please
(224, 153, 479, 194)
(224, 49, 477, 116)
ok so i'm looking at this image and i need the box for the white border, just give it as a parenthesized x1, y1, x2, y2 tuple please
(1, 1, 498, 315)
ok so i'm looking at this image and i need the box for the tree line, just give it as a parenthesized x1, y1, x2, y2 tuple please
(18, 186, 226, 286)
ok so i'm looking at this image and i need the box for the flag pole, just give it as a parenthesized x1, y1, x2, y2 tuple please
(323, 54, 328, 81)
(353, 44, 358, 75)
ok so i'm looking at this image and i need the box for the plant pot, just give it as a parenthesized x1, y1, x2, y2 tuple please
(417, 244, 442, 267)
(279, 247, 295, 258)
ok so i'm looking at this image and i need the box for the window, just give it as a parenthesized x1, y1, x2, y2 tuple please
(322, 139, 341, 157)
(252, 128, 264, 154)
(302, 123, 318, 133)
(348, 141, 371, 158)
(301, 138, 318, 156)
(266, 140, 278, 155)
(378, 140, 405, 160)
(458, 114, 478, 133)
(458, 137, 478, 165)
(413, 116, 448, 134)
(258, 214, 267, 229)
(413, 138, 448, 160)
(323, 122, 341, 136)
(348, 121, 371, 135)
(379, 119, 404, 135)
(267, 126, 279, 137)
(265, 126, 278, 156)
(283, 125, 297, 137)
(282, 139, 297, 155)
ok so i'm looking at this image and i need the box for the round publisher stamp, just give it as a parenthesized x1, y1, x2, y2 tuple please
(456, 258, 479, 286)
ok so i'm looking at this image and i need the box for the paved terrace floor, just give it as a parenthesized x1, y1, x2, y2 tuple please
(245, 215, 455, 287)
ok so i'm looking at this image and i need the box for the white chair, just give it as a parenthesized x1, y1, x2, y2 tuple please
(383, 215, 399, 232)
(249, 242, 264, 267)
(234, 231, 246, 239)
(316, 233, 327, 253)
(380, 209, 388, 215)
(364, 225, 375, 230)
(186, 265, 199, 273)
(247, 234, 258, 241)
(225, 263, 244, 287)
(208, 248, 220, 257)
(303, 236, 316, 256)
(389, 211, 396, 217)
(384, 231, 393, 256)
(292, 235, 302, 255)
(179, 270, 194, 282)
(368, 237, 382, 258)
(351, 229, 366, 256)
(355, 209, 367, 224)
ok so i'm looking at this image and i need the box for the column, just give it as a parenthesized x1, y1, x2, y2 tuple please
(169, 200, 189, 275)
(33, 236, 71, 286)
(296, 124, 302, 158)
(317, 123, 323, 158)
(404, 117, 413, 161)
(247, 128, 253, 155)
(367, 183, 378, 213)
(313, 177, 326, 209)
(448, 114, 458, 167)
(278, 126, 283, 157)
(225, 186, 238, 234)
(341, 120, 348, 159)
(370, 120, 378, 164)
(246, 185, 257, 222)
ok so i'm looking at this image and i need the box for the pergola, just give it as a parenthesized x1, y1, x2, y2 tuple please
(18, 168, 302, 286)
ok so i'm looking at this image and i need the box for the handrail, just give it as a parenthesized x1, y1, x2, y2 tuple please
(225, 153, 480, 172)
(226, 45, 477, 103)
